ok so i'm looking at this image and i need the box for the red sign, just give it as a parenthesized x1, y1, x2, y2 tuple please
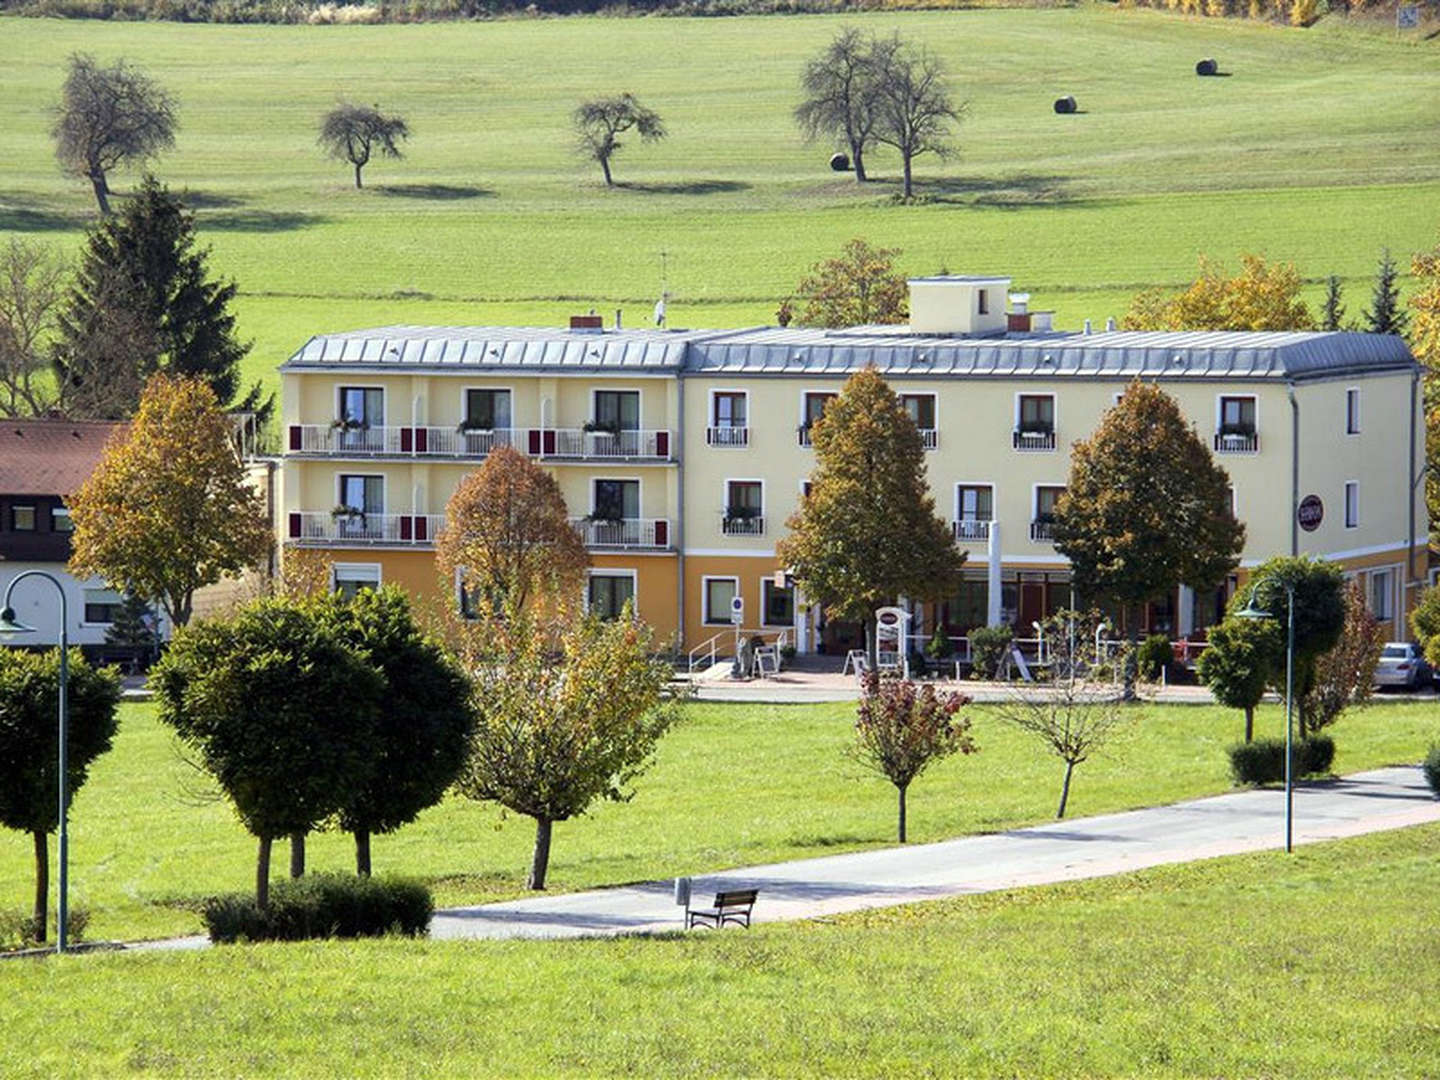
(1297, 494, 1324, 532)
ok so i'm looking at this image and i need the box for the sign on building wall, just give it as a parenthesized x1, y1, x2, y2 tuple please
(1297, 494, 1324, 533)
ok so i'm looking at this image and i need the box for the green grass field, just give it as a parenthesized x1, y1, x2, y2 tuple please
(2, 697, 1435, 943)
(2, 823, 1437, 1076)
(2, 7, 1439, 398)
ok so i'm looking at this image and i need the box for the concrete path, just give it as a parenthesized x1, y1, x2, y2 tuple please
(429, 766, 1440, 941)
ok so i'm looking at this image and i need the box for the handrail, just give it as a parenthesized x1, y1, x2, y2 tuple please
(687, 633, 723, 675)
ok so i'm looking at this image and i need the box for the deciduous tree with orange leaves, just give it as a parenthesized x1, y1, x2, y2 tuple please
(1121, 254, 1315, 332)
(67, 374, 270, 629)
(788, 238, 908, 328)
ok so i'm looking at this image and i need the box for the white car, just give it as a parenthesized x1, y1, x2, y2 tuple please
(1374, 642, 1433, 690)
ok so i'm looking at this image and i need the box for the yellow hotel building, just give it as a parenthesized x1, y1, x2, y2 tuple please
(278, 277, 1426, 655)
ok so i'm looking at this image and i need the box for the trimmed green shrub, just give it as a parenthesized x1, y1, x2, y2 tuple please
(1422, 745, 1440, 797)
(203, 873, 432, 944)
(1228, 735, 1336, 785)
(1, 905, 90, 953)
(925, 626, 954, 662)
(969, 625, 1012, 680)
(1136, 634, 1172, 681)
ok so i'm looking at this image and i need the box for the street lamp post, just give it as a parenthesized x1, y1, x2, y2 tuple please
(1235, 580, 1296, 853)
(0, 570, 71, 951)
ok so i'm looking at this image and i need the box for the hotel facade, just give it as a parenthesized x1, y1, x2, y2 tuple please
(277, 277, 1426, 655)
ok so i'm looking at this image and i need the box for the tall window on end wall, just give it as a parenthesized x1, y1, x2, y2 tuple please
(333, 565, 381, 602)
(709, 392, 748, 447)
(1346, 388, 1360, 435)
(799, 392, 836, 446)
(1369, 569, 1394, 623)
(588, 573, 635, 619)
(1345, 481, 1359, 528)
(762, 578, 794, 627)
(901, 393, 938, 449)
(704, 577, 738, 625)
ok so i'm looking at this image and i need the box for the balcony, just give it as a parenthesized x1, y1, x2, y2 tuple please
(706, 425, 749, 448)
(287, 511, 445, 546)
(1030, 519, 1056, 542)
(531, 429, 671, 460)
(919, 429, 938, 451)
(1013, 428, 1056, 452)
(412, 426, 517, 457)
(952, 519, 991, 542)
(1213, 430, 1259, 454)
(291, 424, 405, 456)
(721, 513, 765, 537)
(570, 517, 671, 550)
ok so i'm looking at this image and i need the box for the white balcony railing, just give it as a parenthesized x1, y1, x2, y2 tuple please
(549, 429, 670, 459)
(919, 428, 938, 451)
(415, 427, 516, 457)
(721, 514, 765, 537)
(290, 511, 443, 545)
(1214, 430, 1259, 454)
(1030, 519, 1057, 542)
(707, 425, 750, 448)
(570, 517, 671, 549)
(1013, 429, 1056, 452)
(294, 425, 405, 455)
(952, 519, 991, 542)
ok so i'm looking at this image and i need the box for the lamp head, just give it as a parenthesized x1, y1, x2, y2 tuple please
(1233, 587, 1272, 621)
(0, 606, 36, 635)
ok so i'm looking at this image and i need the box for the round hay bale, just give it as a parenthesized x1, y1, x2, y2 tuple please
(1196, 58, 1218, 76)
(1053, 95, 1077, 115)
(829, 152, 851, 172)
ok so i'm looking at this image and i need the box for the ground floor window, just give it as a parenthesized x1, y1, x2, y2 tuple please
(333, 564, 381, 602)
(83, 588, 124, 624)
(946, 579, 988, 633)
(704, 577, 738, 625)
(762, 579, 794, 626)
(588, 572, 636, 619)
(1369, 569, 1394, 622)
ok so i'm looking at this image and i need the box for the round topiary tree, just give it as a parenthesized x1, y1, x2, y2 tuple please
(1197, 617, 1279, 743)
(0, 649, 121, 943)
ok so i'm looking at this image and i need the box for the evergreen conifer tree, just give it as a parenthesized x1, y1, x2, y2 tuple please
(1363, 248, 1408, 336)
(104, 592, 159, 664)
(52, 175, 270, 423)
(1321, 275, 1346, 331)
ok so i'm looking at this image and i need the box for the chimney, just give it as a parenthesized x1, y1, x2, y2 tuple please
(1083, 318, 1093, 335)
(615, 308, 623, 330)
(569, 314, 604, 333)
(1006, 292, 1032, 333)
(1031, 311, 1054, 332)
(1105, 317, 1117, 332)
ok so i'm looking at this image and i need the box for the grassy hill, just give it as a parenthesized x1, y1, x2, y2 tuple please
(1, 6, 1438, 395)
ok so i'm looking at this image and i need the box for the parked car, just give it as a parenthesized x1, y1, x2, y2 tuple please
(1374, 642, 1433, 690)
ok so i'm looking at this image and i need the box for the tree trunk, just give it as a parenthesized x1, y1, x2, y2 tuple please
(901, 154, 913, 199)
(1057, 760, 1076, 819)
(1122, 607, 1140, 702)
(289, 831, 305, 878)
(257, 835, 272, 910)
(354, 161, 364, 189)
(88, 171, 112, 216)
(600, 156, 613, 186)
(354, 828, 372, 877)
(32, 830, 48, 944)
(851, 140, 867, 182)
(865, 614, 879, 673)
(1244, 705, 1254, 743)
(897, 783, 908, 843)
(527, 817, 553, 890)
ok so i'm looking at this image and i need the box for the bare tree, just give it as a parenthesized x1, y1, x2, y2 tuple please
(871, 38, 964, 200)
(0, 240, 65, 417)
(318, 102, 410, 189)
(995, 612, 1131, 819)
(793, 28, 895, 184)
(573, 94, 666, 186)
(52, 54, 178, 216)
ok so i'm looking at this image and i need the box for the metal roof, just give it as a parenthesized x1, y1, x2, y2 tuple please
(280, 325, 1417, 382)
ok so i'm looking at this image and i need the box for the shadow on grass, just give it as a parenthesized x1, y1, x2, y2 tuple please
(612, 179, 751, 196)
(202, 210, 331, 232)
(875, 172, 1104, 211)
(0, 194, 91, 232)
(377, 183, 494, 200)
(180, 190, 248, 209)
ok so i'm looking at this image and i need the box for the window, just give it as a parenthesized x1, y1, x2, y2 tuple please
(333, 564, 381, 602)
(977, 289, 989, 315)
(1035, 486, 1065, 520)
(1370, 569, 1394, 622)
(339, 386, 383, 426)
(593, 479, 639, 521)
(956, 485, 994, 522)
(1019, 395, 1054, 433)
(762, 579, 794, 626)
(594, 390, 640, 431)
(801, 479, 813, 499)
(947, 579, 988, 632)
(1219, 396, 1257, 436)
(83, 588, 123, 624)
(464, 389, 512, 431)
(1226, 485, 1238, 518)
(12, 505, 35, 531)
(51, 507, 73, 533)
(901, 393, 938, 449)
(588, 573, 636, 619)
(339, 475, 384, 515)
(725, 480, 762, 516)
(712, 392, 746, 428)
(1345, 481, 1359, 528)
(799, 392, 837, 445)
(704, 577, 738, 624)
(1346, 388, 1360, 435)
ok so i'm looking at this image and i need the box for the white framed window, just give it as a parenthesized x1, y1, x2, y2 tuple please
(1014, 394, 1056, 451)
(954, 483, 994, 541)
(51, 506, 73, 533)
(722, 479, 764, 536)
(338, 385, 384, 427)
(1344, 481, 1359, 529)
(703, 576, 739, 625)
(1217, 395, 1258, 435)
(592, 388, 641, 432)
(12, 504, 36, 531)
(798, 391, 837, 447)
(463, 387, 513, 431)
(588, 570, 637, 619)
(707, 389, 749, 448)
(332, 563, 381, 602)
(1345, 388, 1361, 435)
(900, 393, 938, 450)
(761, 578, 794, 627)
(82, 588, 123, 625)
(1369, 568, 1394, 622)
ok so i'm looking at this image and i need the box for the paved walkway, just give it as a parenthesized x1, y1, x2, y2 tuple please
(428, 765, 1440, 940)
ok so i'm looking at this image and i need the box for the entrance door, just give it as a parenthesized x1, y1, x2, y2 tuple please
(1018, 582, 1045, 630)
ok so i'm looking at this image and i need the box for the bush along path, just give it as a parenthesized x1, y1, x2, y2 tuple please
(127, 764, 1439, 950)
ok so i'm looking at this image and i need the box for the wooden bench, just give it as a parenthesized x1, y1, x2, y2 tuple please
(686, 888, 758, 930)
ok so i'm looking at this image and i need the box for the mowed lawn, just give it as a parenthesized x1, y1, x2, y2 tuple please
(1, 824, 1437, 1076)
(1, 8, 1439, 396)
(1, 697, 1435, 942)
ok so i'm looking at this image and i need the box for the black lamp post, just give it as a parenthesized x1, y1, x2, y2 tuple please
(1235, 579, 1296, 853)
(0, 570, 72, 951)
